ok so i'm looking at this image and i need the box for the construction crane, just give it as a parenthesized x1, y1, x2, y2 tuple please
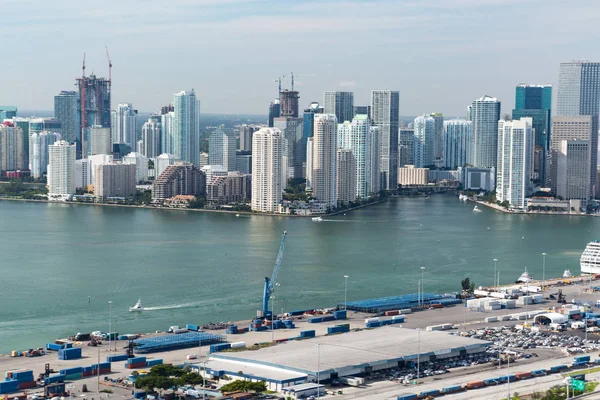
(276, 75, 286, 99)
(291, 72, 294, 91)
(261, 231, 287, 318)
(105, 46, 112, 88)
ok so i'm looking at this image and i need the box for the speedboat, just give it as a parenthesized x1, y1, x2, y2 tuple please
(473, 205, 482, 213)
(235, 214, 240, 217)
(312, 216, 323, 222)
(563, 269, 573, 278)
(516, 268, 533, 284)
(129, 298, 144, 312)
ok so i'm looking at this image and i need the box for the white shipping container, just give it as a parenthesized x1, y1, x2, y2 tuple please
(230, 342, 246, 349)
(485, 316, 499, 323)
(485, 305, 501, 311)
(173, 328, 188, 334)
(392, 315, 405, 320)
(474, 290, 490, 297)
(501, 315, 512, 321)
(400, 309, 412, 314)
(365, 318, 379, 324)
(490, 292, 508, 299)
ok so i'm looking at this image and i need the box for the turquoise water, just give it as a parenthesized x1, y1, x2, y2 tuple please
(0, 197, 597, 352)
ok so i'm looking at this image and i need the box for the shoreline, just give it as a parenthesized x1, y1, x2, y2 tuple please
(0, 196, 386, 217)
(473, 199, 594, 217)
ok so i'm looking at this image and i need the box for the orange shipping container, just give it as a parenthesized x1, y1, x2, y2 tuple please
(465, 381, 485, 389)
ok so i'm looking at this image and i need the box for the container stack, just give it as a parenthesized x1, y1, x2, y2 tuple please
(327, 324, 350, 334)
(4, 370, 35, 391)
(126, 357, 147, 369)
(333, 310, 347, 320)
(146, 359, 163, 367)
(225, 325, 238, 334)
(60, 367, 83, 380)
(47, 343, 72, 351)
(250, 321, 267, 331)
(186, 324, 200, 332)
(90, 362, 111, 375)
(282, 319, 295, 329)
(107, 354, 128, 362)
(299, 330, 315, 338)
(44, 375, 65, 385)
(58, 347, 82, 360)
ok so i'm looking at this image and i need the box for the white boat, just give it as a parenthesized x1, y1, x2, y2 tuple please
(129, 298, 144, 312)
(516, 268, 533, 284)
(459, 194, 468, 201)
(312, 216, 323, 222)
(563, 269, 573, 278)
(473, 205, 482, 213)
(235, 214, 240, 217)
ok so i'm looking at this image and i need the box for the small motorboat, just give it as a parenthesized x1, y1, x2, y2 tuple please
(129, 298, 144, 312)
(516, 268, 533, 284)
(312, 216, 323, 222)
(473, 205, 482, 213)
(235, 214, 240, 217)
(563, 269, 573, 278)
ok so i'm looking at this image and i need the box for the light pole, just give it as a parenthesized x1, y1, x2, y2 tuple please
(420, 267, 426, 306)
(416, 328, 421, 386)
(506, 356, 511, 400)
(542, 253, 547, 288)
(316, 343, 321, 399)
(417, 280, 421, 307)
(68, 384, 73, 400)
(108, 300, 112, 352)
(493, 259, 498, 288)
(344, 275, 349, 310)
(271, 295, 276, 343)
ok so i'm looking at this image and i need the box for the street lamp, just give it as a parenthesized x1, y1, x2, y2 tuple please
(542, 253, 547, 288)
(344, 275, 349, 310)
(493, 259, 499, 288)
(416, 328, 421, 386)
(420, 267, 426, 306)
(271, 295, 276, 343)
(316, 343, 321, 399)
(108, 300, 113, 352)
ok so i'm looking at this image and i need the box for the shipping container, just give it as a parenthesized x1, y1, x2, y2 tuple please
(44, 375, 66, 385)
(300, 330, 315, 338)
(230, 342, 246, 349)
(515, 372, 532, 380)
(396, 394, 417, 400)
(418, 389, 440, 397)
(146, 359, 163, 367)
(126, 362, 147, 369)
(127, 357, 147, 364)
(107, 354, 128, 362)
(483, 378, 499, 386)
(530, 369, 546, 377)
(465, 381, 485, 389)
(186, 324, 200, 331)
(17, 381, 36, 390)
(333, 310, 347, 319)
(65, 373, 82, 380)
(308, 317, 323, 323)
(60, 367, 83, 375)
(575, 355, 591, 362)
(441, 385, 463, 394)
(549, 365, 568, 372)
(385, 310, 400, 316)
(0, 380, 19, 394)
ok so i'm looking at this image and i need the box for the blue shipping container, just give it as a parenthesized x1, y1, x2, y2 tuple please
(333, 310, 347, 319)
(300, 330, 315, 337)
(60, 367, 83, 375)
(107, 354, 128, 362)
(308, 317, 323, 323)
(186, 324, 200, 331)
(44, 375, 66, 385)
(133, 392, 146, 399)
(396, 394, 418, 400)
(0, 380, 19, 394)
(575, 355, 591, 362)
(441, 385, 462, 393)
(127, 357, 147, 364)
(146, 359, 163, 366)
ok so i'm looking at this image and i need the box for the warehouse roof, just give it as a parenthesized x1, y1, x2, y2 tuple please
(212, 326, 490, 375)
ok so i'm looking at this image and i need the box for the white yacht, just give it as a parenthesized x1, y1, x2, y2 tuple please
(312, 216, 323, 222)
(459, 194, 469, 201)
(129, 298, 144, 312)
(473, 205, 482, 213)
(563, 269, 573, 278)
(516, 268, 533, 284)
(581, 241, 600, 274)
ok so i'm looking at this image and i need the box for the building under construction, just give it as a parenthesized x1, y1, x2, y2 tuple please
(280, 90, 299, 118)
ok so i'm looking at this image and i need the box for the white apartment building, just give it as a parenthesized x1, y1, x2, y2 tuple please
(251, 128, 283, 212)
(312, 114, 338, 209)
(47, 140, 76, 201)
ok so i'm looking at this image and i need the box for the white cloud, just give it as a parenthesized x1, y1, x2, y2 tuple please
(339, 81, 357, 88)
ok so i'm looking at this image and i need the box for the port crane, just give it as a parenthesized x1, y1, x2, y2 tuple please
(261, 231, 287, 318)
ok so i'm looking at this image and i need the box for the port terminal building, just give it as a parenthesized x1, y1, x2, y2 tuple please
(190, 327, 491, 392)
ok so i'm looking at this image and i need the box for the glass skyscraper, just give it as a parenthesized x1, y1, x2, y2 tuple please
(173, 90, 200, 165)
(54, 91, 79, 145)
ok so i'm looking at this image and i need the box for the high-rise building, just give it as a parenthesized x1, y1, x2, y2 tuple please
(141, 118, 161, 158)
(160, 110, 175, 155)
(371, 90, 399, 190)
(324, 92, 354, 124)
(251, 128, 283, 212)
(207, 172, 251, 205)
(470, 95, 501, 169)
(550, 116, 593, 198)
(76, 74, 111, 158)
(54, 91, 79, 144)
(398, 128, 414, 168)
(208, 125, 236, 171)
(336, 148, 356, 205)
(274, 117, 304, 179)
(312, 114, 338, 208)
(75, 158, 92, 189)
(236, 151, 252, 174)
(354, 105, 371, 117)
(306, 137, 314, 190)
(556, 140, 591, 209)
(443, 119, 472, 169)
(151, 164, 206, 200)
(557, 61, 600, 196)
(413, 115, 436, 168)
(87, 154, 113, 184)
(111, 103, 137, 150)
(94, 163, 136, 200)
(0, 106, 17, 120)
(512, 84, 552, 182)
(123, 152, 149, 183)
(337, 114, 374, 199)
(90, 126, 112, 156)
(201, 165, 228, 191)
(29, 131, 61, 178)
(173, 90, 200, 165)
(199, 152, 209, 168)
(0, 122, 26, 173)
(280, 90, 299, 118)
(430, 113, 444, 163)
(47, 140, 76, 200)
(368, 126, 381, 194)
(268, 99, 280, 127)
(155, 153, 175, 178)
(303, 102, 320, 139)
(496, 118, 534, 209)
(239, 124, 259, 152)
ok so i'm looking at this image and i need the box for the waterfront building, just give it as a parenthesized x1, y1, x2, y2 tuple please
(469, 95, 501, 169)
(512, 84, 552, 182)
(306, 137, 314, 190)
(371, 90, 399, 190)
(336, 148, 357, 205)
(29, 131, 61, 178)
(496, 118, 534, 209)
(443, 119, 473, 169)
(201, 165, 228, 191)
(312, 114, 338, 209)
(173, 90, 200, 165)
(209, 125, 236, 171)
(280, 90, 299, 118)
(324, 91, 354, 124)
(557, 61, 600, 197)
(274, 117, 304, 179)
(155, 153, 175, 178)
(0, 106, 17, 120)
(152, 164, 206, 200)
(251, 128, 283, 213)
(88, 154, 113, 183)
(236, 151, 252, 174)
(398, 128, 414, 168)
(207, 172, 251, 205)
(459, 166, 495, 191)
(75, 158, 92, 189)
(94, 163, 136, 200)
(556, 139, 591, 210)
(47, 140, 76, 200)
(428, 169, 460, 183)
(141, 118, 161, 158)
(123, 152, 149, 183)
(77, 74, 111, 158)
(413, 115, 435, 168)
(239, 124, 259, 152)
(268, 99, 280, 127)
(90, 126, 112, 156)
(398, 166, 429, 186)
(160, 110, 175, 155)
(0, 123, 26, 174)
(337, 114, 373, 199)
(54, 91, 79, 144)
(111, 103, 137, 150)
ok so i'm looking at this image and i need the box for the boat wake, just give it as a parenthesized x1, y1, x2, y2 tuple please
(141, 302, 199, 311)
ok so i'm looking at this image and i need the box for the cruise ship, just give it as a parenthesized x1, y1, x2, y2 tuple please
(580, 241, 600, 274)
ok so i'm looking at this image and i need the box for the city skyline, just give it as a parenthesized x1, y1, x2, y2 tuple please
(2, 1, 599, 116)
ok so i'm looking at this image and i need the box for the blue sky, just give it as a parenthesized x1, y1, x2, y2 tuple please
(1, 0, 599, 116)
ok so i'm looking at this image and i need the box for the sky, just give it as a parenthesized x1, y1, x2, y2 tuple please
(2, 0, 600, 116)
